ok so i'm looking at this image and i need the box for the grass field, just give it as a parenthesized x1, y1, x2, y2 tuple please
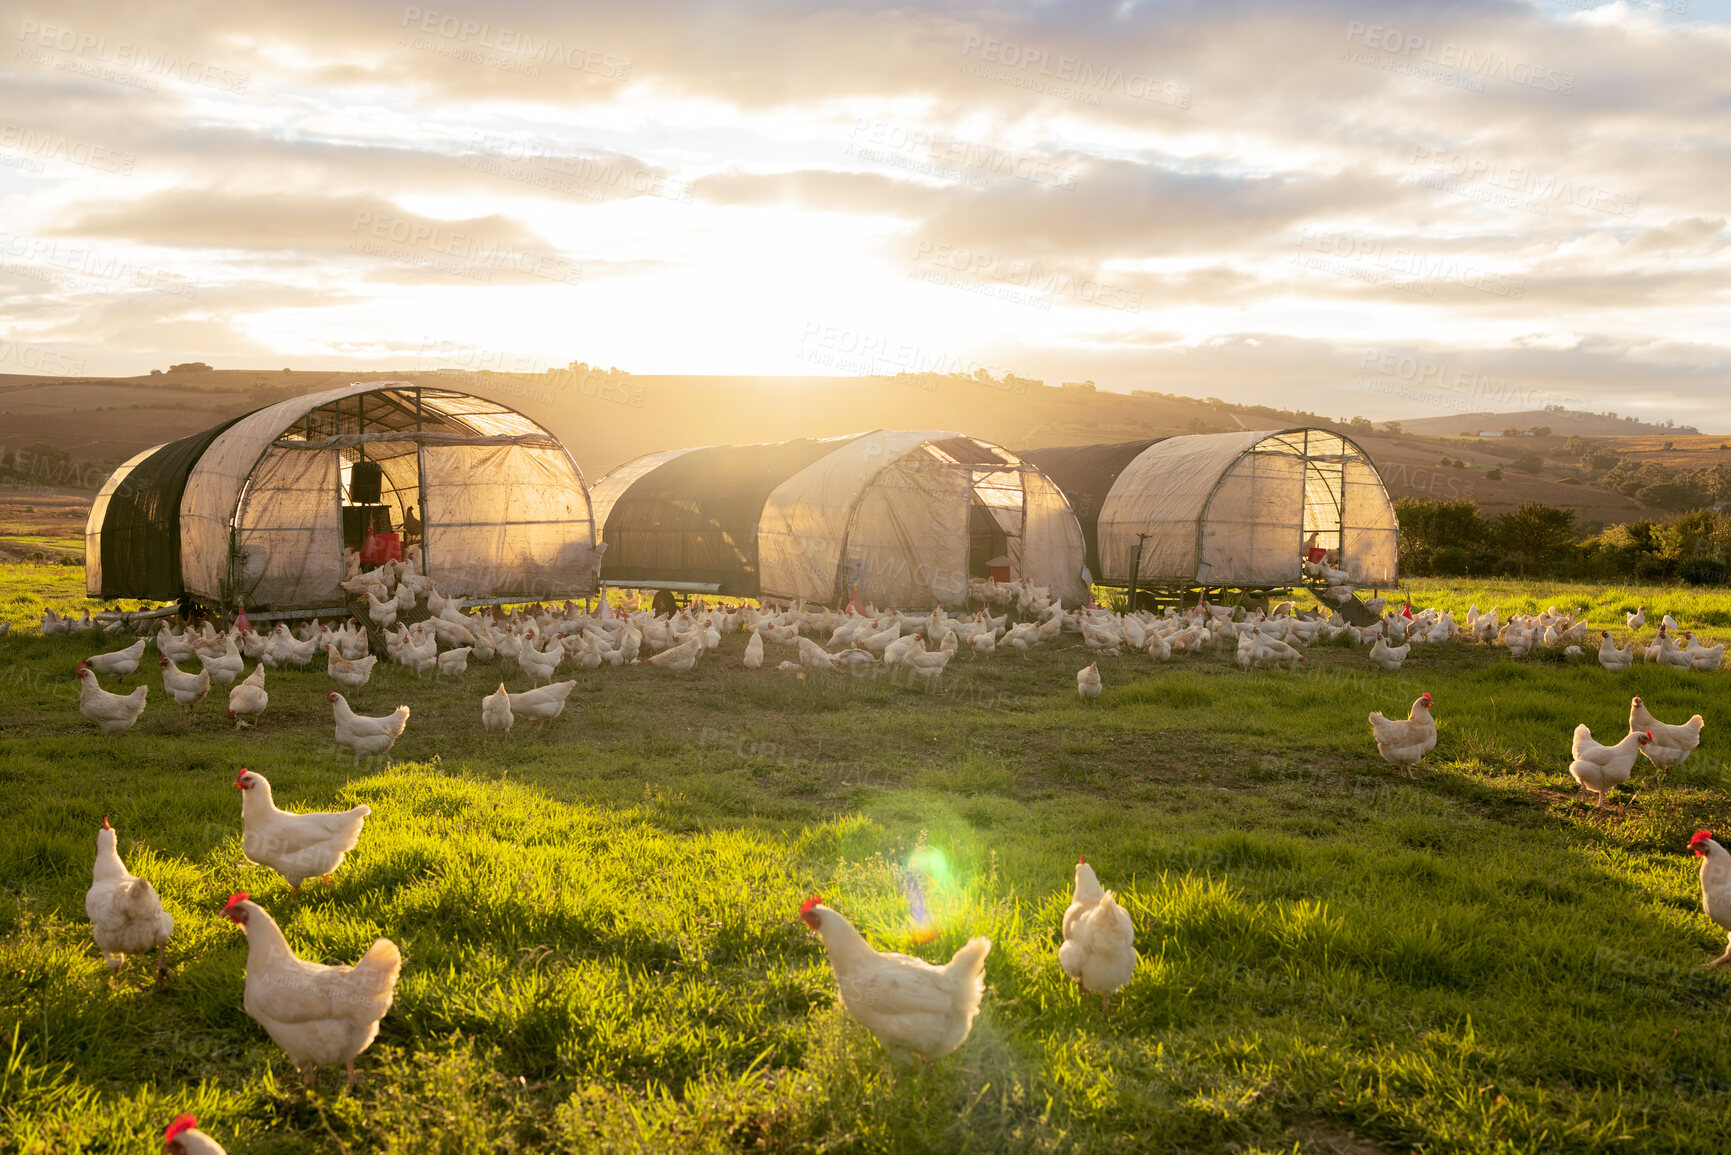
(4, 564, 1731, 1153)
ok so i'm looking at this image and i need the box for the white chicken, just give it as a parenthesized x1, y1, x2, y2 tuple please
(85, 817, 174, 982)
(200, 635, 246, 687)
(518, 636, 563, 686)
(1367, 635, 1410, 672)
(85, 637, 148, 681)
(1077, 662, 1101, 703)
(77, 663, 149, 734)
(506, 680, 576, 727)
(1627, 605, 1646, 631)
(482, 683, 514, 732)
(1690, 830, 1731, 968)
(223, 892, 400, 1089)
(1597, 631, 1634, 673)
(436, 646, 472, 676)
(364, 587, 398, 630)
(164, 1114, 226, 1154)
(1629, 695, 1704, 772)
(226, 664, 268, 729)
(1568, 725, 1650, 807)
(796, 636, 837, 671)
(328, 691, 410, 764)
(325, 645, 377, 692)
(1058, 857, 1136, 1015)
(157, 655, 210, 708)
(641, 637, 702, 672)
(743, 630, 764, 669)
(800, 896, 990, 1063)
(235, 768, 371, 895)
(1367, 692, 1436, 775)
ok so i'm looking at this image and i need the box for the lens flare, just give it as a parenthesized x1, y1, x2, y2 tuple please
(903, 845, 952, 944)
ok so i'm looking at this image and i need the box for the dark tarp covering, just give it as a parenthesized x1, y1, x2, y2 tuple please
(601, 436, 863, 593)
(1018, 440, 1162, 577)
(97, 414, 254, 599)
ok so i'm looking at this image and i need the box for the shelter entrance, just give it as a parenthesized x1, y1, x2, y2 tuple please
(839, 440, 1030, 608)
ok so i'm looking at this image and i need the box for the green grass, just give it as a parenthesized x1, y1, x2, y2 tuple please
(5, 567, 1731, 1152)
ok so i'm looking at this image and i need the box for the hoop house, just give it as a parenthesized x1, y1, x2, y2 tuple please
(85, 382, 600, 609)
(1021, 428, 1397, 588)
(590, 430, 1088, 609)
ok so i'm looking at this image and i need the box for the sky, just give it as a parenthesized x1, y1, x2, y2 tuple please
(0, 0, 1727, 427)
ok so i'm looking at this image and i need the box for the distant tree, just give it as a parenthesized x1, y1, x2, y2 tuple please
(1484, 467, 1503, 480)
(1346, 416, 1374, 433)
(1635, 481, 1702, 512)
(1529, 426, 1552, 437)
(169, 361, 212, 372)
(1382, 420, 1403, 435)
(1393, 497, 1488, 574)
(1663, 440, 1675, 451)
(1513, 453, 1545, 474)
(1495, 503, 1578, 576)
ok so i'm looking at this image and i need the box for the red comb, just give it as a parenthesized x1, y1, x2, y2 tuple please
(164, 1115, 198, 1142)
(1692, 829, 1713, 845)
(223, 891, 249, 912)
(233, 768, 248, 786)
(1078, 854, 1086, 865)
(799, 894, 823, 916)
(102, 816, 111, 830)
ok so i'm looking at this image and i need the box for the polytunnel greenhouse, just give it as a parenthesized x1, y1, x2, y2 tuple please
(1020, 428, 1398, 591)
(85, 382, 600, 610)
(590, 430, 1089, 609)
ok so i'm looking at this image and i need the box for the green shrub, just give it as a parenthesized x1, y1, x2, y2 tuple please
(1431, 545, 1472, 575)
(1680, 558, 1727, 586)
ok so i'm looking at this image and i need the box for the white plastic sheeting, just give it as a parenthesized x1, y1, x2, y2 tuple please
(1096, 428, 1397, 587)
(84, 443, 162, 596)
(756, 430, 938, 604)
(596, 430, 1090, 609)
(176, 382, 597, 607)
(588, 447, 698, 533)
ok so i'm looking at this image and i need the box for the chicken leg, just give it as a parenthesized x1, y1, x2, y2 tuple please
(1707, 935, 1731, 969)
(154, 944, 169, 986)
(346, 1058, 361, 1090)
(302, 1064, 319, 1088)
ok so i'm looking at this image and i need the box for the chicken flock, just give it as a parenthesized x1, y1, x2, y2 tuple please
(30, 569, 1731, 1149)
